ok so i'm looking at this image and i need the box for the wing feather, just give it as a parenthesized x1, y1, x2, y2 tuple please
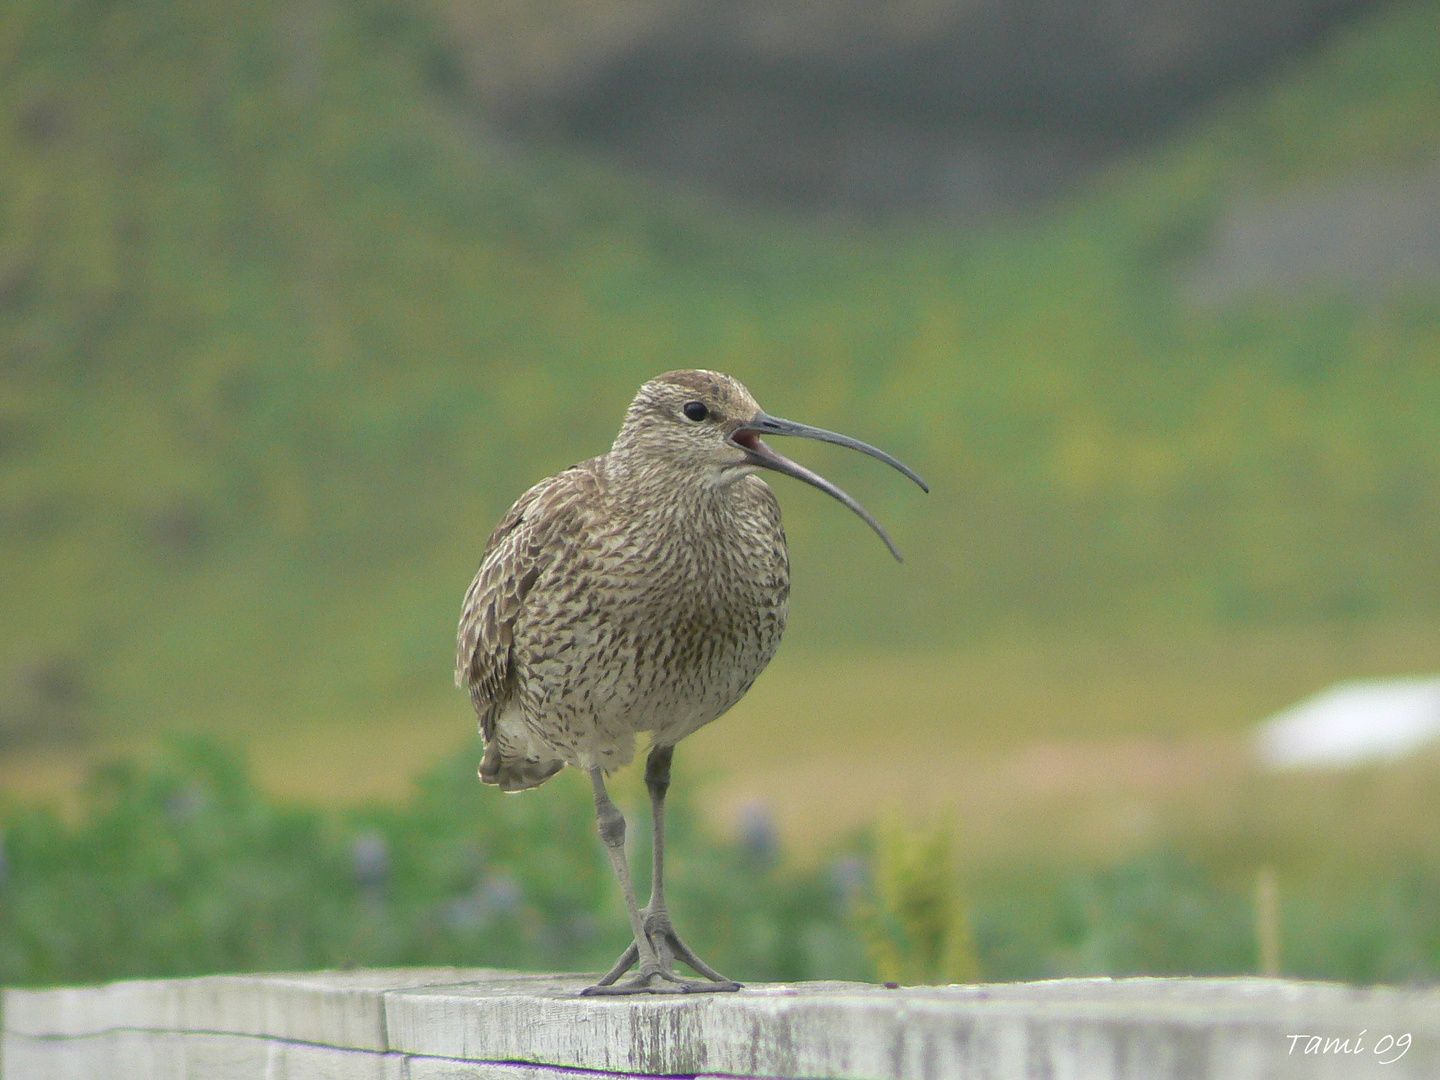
(455, 461, 599, 741)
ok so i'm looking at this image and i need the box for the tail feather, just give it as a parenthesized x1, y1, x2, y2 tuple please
(479, 741, 565, 792)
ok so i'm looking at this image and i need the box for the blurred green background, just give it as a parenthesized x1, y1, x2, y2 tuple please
(2, 0, 1440, 988)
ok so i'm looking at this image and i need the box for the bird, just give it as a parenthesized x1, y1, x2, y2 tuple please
(455, 370, 926, 994)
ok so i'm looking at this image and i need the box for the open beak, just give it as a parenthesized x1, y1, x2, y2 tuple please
(729, 411, 929, 561)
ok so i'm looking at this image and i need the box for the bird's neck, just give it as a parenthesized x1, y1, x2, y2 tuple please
(603, 451, 745, 530)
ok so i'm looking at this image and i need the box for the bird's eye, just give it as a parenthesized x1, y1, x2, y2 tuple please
(683, 401, 709, 422)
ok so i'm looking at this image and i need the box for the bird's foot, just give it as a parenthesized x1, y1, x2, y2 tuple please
(581, 909, 741, 995)
(642, 908, 737, 985)
(580, 963, 739, 996)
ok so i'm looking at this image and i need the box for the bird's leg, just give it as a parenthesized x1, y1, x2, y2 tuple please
(582, 767, 695, 995)
(582, 758, 740, 995)
(639, 745, 739, 988)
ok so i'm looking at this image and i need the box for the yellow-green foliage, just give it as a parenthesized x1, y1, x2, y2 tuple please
(2, 0, 1440, 742)
(856, 822, 980, 985)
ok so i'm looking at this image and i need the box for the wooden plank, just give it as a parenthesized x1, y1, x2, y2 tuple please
(2, 1031, 407, 1080)
(382, 974, 1440, 1080)
(5, 971, 1440, 1079)
(4, 969, 491, 1050)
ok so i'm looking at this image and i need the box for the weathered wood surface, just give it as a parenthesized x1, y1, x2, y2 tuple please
(5, 968, 1439, 1079)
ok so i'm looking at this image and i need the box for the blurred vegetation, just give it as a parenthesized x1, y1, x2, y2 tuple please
(3, 0, 1440, 994)
(2, 739, 1439, 988)
(855, 822, 980, 985)
(0, 738, 869, 985)
(2, 0, 1440, 742)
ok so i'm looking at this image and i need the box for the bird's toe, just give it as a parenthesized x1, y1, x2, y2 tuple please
(580, 964, 699, 996)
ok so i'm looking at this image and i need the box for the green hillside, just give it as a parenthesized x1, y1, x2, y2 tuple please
(3, 0, 1440, 743)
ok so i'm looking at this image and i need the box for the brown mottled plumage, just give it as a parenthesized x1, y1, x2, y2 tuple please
(456, 369, 925, 994)
(457, 372, 787, 791)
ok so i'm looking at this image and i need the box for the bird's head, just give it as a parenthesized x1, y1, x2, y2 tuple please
(611, 369, 928, 560)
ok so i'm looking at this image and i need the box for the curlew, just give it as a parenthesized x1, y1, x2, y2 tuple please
(456, 370, 926, 994)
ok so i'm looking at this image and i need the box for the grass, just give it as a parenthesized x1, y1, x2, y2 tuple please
(8, 619, 1440, 880)
(2, 0, 1440, 751)
(3, 733, 1439, 989)
(3, 0, 1440, 991)
(6, 620, 1438, 989)
(0, 736, 872, 987)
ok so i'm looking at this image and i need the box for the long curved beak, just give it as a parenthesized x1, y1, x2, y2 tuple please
(729, 411, 929, 562)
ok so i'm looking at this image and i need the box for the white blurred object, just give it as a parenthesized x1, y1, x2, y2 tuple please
(1253, 677, 1440, 769)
